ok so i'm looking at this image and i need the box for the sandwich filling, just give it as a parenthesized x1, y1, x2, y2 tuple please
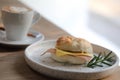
(55, 48, 93, 57)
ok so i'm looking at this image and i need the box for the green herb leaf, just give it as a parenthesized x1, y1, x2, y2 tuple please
(86, 51, 114, 68)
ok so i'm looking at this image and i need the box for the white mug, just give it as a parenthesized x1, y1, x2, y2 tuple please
(1, 6, 40, 41)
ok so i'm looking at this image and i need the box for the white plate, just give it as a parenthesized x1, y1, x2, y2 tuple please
(0, 30, 44, 46)
(25, 40, 119, 80)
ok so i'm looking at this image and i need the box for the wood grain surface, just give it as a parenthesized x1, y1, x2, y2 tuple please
(0, 0, 120, 80)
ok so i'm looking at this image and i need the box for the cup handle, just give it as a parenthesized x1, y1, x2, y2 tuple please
(32, 11, 41, 25)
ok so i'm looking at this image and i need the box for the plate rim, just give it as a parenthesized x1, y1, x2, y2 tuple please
(25, 40, 119, 73)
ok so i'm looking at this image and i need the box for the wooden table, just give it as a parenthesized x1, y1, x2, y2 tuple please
(0, 0, 120, 80)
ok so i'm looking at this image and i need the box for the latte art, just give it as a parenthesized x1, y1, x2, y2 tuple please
(2, 6, 30, 13)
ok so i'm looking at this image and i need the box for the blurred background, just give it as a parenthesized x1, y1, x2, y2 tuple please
(0, 0, 120, 56)
(19, 0, 120, 54)
(90, 0, 120, 47)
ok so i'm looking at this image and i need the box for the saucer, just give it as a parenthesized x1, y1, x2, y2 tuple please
(0, 30, 44, 46)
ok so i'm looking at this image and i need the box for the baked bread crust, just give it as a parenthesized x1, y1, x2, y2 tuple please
(56, 36, 93, 54)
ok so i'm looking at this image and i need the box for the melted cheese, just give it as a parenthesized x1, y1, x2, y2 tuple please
(56, 49, 93, 57)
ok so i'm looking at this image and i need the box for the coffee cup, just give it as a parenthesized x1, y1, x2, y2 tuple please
(1, 6, 40, 41)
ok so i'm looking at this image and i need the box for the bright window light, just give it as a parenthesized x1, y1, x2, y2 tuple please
(20, 0, 120, 65)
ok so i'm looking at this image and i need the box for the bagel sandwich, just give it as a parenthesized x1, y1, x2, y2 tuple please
(49, 36, 94, 64)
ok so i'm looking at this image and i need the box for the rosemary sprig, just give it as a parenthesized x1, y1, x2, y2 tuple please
(87, 51, 114, 68)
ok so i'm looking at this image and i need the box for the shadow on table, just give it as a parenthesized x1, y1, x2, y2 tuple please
(0, 43, 26, 52)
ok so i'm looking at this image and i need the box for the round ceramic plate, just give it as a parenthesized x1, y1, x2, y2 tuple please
(25, 40, 119, 80)
(0, 30, 44, 46)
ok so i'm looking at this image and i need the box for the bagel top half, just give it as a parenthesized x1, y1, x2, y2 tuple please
(56, 36, 93, 54)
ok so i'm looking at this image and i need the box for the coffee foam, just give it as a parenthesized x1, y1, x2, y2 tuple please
(2, 6, 30, 13)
